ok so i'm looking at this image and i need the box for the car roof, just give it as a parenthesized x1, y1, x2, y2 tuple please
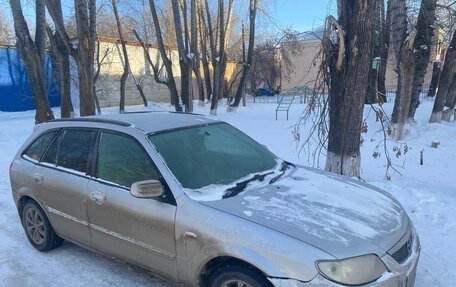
(49, 111, 221, 134)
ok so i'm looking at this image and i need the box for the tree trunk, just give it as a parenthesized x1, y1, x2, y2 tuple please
(430, 29, 456, 123)
(131, 74, 148, 107)
(442, 74, 456, 121)
(408, 0, 437, 121)
(198, 2, 212, 103)
(148, 0, 182, 111)
(94, 40, 110, 114)
(133, 30, 168, 86)
(46, 25, 73, 118)
(46, 0, 97, 116)
(230, 0, 258, 111)
(10, 0, 54, 124)
(378, 0, 392, 101)
(193, 0, 205, 105)
(391, 42, 415, 139)
(390, 0, 414, 140)
(391, 0, 406, 65)
(366, 0, 383, 104)
(45, 1, 74, 117)
(171, 0, 192, 112)
(427, 61, 441, 98)
(58, 34, 73, 117)
(35, 0, 46, 68)
(208, 0, 222, 114)
(112, 0, 130, 113)
(324, 0, 377, 178)
(216, 0, 234, 105)
(203, 0, 224, 113)
(210, 0, 226, 115)
(74, 0, 96, 116)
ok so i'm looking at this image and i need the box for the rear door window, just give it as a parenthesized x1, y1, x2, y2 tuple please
(23, 130, 58, 161)
(96, 132, 158, 188)
(41, 131, 62, 165)
(41, 129, 96, 174)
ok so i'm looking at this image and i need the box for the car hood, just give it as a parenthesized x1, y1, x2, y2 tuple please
(200, 166, 408, 259)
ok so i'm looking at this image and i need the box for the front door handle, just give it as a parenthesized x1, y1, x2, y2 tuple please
(33, 173, 43, 183)
(90, 191, 106, 204)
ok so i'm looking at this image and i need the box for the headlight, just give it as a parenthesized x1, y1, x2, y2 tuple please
(317, 254, 387, 285)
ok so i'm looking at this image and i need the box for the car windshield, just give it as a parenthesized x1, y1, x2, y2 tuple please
(148, 123, 278, 191)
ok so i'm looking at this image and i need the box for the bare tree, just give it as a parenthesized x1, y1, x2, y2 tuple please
(323, 1, 378, 177)
(192, 0, 205, 106)
(379, 0, 393, 100)
(390, 0, 410, 126)
(215, 0, 235, 111)
(197, 0, 213, 103)
(46, 25, 74, 118)
(391, 0, 437, 139)
(250, 31, 303, 93)
(112, 0, 137, 112)
(366, 0, 386, 104)
(9, 0, 54, 124)
(427, 60, 441, 97)
(443, 74, 456, 120)
(0, 10, 14, 45)
(171, 0, 193, 112)
(408, 0, 438, 120)
(229, 0, 257, 112)
(97, 3, 137, 40)
(147, 0, 182, 111)
(46, 0, 97, 116)
(94, 39, 111, 114)
(430, 29, 456, 122)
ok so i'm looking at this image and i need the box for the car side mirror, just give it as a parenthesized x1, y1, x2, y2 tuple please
(130, 180, 164, 198)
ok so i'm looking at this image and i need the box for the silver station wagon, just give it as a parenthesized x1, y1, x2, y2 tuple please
(10, 112, 420, 287)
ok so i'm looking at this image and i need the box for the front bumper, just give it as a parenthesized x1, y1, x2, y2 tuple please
(269, 231, 420, 287)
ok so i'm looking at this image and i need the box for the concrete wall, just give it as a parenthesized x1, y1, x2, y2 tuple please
(94, 38, 240, 108)
(282, 39, 435, 91)
(281, 40, 321, 90)
(96, 39, 180, 107)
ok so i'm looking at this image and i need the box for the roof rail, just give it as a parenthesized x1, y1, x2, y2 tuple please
(122, 111, 153, 114)
(167, 111, 204, 116)
(49, 117, 131, 127)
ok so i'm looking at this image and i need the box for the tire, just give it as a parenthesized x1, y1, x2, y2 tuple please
(207, 264, 272, 287)
(21, 201, 63, 251)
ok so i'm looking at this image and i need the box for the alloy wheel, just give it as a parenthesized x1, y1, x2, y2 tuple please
(25, 207, 46, 245)
(221, 280, 252, 287)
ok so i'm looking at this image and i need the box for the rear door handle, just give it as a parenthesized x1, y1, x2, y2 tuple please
(33, 173, 43, 183)
(90, 191, 106, 204)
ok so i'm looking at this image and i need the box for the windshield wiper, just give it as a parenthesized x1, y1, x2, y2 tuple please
(268, 161, 294, 184)
(223, 171, 274, 199)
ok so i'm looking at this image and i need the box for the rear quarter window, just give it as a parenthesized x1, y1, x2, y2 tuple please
(23, 130, 59, 161)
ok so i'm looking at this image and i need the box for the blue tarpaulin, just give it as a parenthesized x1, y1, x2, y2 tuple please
(0, 47, 61, 112)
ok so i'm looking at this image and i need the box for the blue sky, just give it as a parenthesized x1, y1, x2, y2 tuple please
(272, 0, 336, 32)
(2, 0, 338, 35)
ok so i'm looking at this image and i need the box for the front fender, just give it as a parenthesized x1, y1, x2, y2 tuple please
(175, 196, 334, 285)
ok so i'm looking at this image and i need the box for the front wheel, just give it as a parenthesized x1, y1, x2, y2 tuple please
(22, 201, 63, 251)
(207, 265, 272, 287)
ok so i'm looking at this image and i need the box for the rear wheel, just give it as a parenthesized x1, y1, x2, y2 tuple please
(207, 264, 272, 287)
(22, 201, 63, 251)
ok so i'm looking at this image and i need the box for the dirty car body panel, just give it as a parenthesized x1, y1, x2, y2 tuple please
(10, 112, 420, 287)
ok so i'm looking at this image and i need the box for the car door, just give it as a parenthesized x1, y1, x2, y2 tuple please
(19, 129, 60, 202)
(86, 130, 178, 280)
(36, 128, 96, 247)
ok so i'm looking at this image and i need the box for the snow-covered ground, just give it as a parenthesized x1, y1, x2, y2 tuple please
(0, 98, 454, 286)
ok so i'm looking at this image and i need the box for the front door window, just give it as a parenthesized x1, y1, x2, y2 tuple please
(96, 132, 159, 188)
